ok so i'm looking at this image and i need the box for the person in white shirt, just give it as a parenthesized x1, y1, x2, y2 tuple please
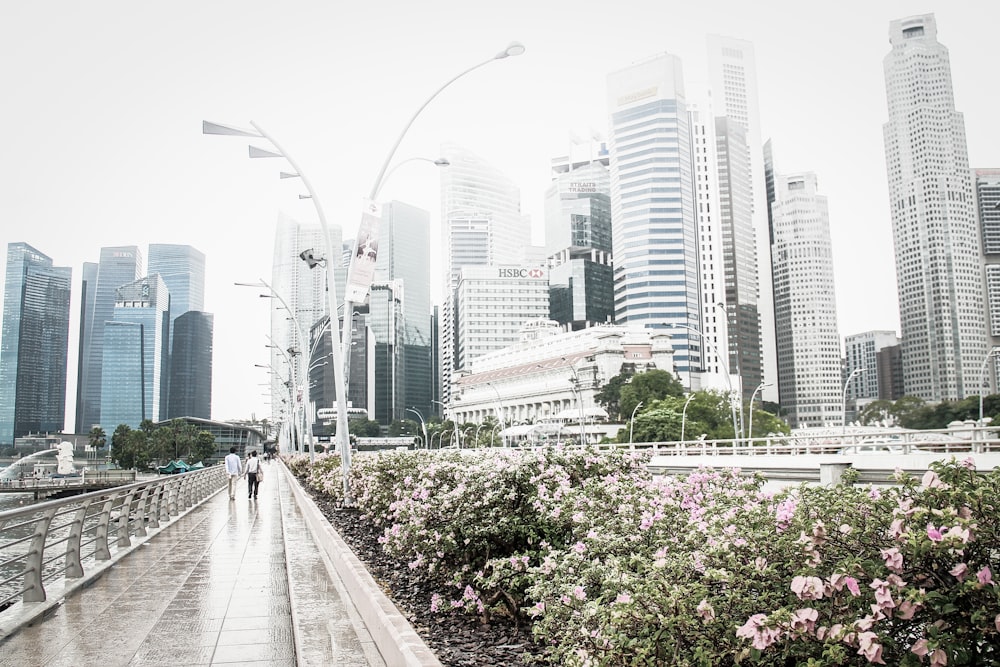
(224, 447, 243, 500)
(245, 450, 263, 499)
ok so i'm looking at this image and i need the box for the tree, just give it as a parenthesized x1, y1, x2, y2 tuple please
(619, 369, 685, 423)
(350, 419, 382, 437)
(192, 430, 216, 463)
(88, 426, 106, 460)
(858, 399, 896, 426)
(594, 370, 633, 421)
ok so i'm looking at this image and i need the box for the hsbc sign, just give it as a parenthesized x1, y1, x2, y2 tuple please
(498, 267, 545, 279)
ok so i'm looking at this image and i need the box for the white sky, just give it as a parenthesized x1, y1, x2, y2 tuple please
(2, 1, 998, 425)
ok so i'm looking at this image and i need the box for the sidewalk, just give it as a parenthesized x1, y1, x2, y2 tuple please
(0, 461, 381, 666)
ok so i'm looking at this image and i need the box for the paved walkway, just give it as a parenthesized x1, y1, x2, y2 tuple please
(0, 461, 384, 666)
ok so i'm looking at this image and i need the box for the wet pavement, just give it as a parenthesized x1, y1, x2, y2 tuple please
(0, 461, 383, 666)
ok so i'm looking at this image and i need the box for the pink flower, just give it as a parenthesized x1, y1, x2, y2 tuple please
(922, 470, 947, 489)
(950, 562, 968, 580)
(870, 579, 896, 609)
(881, 547, 904, 572)
(930, 648, 948, 667)
(791, 575, 825, 600)
(896, 599, 921, 620)
(857, 631, 886, 664)
(911, 638, 929, 657)
(736, 614, 781, 650)
(789, 607, 818, 633)
(927, 524, 943, 541)
(572, 586, 586, 600)
(889, 518, 905, 539)
(845, 576, 861, 596)
(696, 598, 715, 622)
(983, 567, 997, 586)
(615, 592, 632, 604)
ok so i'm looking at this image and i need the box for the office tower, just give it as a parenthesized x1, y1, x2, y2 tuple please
(100, 275, 169, 429)
(74, 262, 98, 433)
(544, 141, 614, 330)
(883, 14, 985, 401)
(375, 201, 432, 422)
(148, 244, 205, 321)
(715, 116, 763, 401)
(0, 243, 71, 444)
(687, 103, 736, 394)
(771, 173, 842, 428)
(77, 246, 143, 433)
(270, 213, 335, 426)
(606, 54, 700, 381)
(167, 311, 214, 419)
(844, 331, 903, 418)
(439, 143, 525, 404)
(455, 265, 550, 370)
(977, 169, 1000, 393)
(368, 281, 405, 425)
(707, 35, 775, 403)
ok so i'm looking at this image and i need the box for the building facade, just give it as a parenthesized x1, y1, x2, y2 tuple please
(0, 243, 72, 444)
(883, 14, 986, 401)
(771, 173, 843, 428)
(77, 246, 143, 432)
(606, 53, 700, 383)
(977, 168, 1000, 393)
(167, 310, 214, 419)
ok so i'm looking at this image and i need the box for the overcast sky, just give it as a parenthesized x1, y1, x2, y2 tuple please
(2, 1, 998, 425)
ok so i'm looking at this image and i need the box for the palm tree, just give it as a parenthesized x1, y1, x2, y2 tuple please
(88, 426, 106, 461)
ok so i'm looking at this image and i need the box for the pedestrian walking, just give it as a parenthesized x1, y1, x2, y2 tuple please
(245, 450, 263, 499)
(224, 447, 243, 500)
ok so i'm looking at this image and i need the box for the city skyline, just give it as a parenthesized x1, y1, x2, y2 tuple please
(2, 1, 998, 424)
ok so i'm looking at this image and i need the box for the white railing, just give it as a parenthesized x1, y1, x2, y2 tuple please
(0, 466, 225, 618)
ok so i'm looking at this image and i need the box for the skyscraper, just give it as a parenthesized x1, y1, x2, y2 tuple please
(544, 141, 614, 330)
(976, 168, 1000, 393)
(100, 275, 169, 429)
(439, 143, 525, 404)
(77, 246, 142, 432)
(771, 173, 842, 428)
(883, 14, 986, 401)
(606, 54, 700, 381)
(0, 243, 71, 444)
(168, 311, 214, 419)
(844, 330, 903, 417)
(707, 35, 773, 402)
(148, 244, 205, 321)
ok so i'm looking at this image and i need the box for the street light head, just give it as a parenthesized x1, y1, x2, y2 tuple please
(202, 120, 262, 138)
(433, 158, 451, 167)
(496, 41, 526, 59)
(299, 248, 326, 269)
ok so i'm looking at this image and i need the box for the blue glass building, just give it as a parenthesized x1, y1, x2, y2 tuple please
(0, 243, 71, 444)
(167, 311, 214, 419)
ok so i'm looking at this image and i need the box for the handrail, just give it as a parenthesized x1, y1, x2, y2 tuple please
(0, 466, 226, 615)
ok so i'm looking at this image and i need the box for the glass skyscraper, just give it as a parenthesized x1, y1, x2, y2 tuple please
(100, 275, 169, 429)
(0, 243, 71, 444)
(167, 311, 214, 419)
(77, 246, 142, 432)
(883, 14, 985, 401)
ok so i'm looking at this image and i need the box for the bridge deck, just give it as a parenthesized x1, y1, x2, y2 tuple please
(0, 462, 383, 666)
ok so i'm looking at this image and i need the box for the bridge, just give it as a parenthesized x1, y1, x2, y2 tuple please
(0, 432, 996, 666)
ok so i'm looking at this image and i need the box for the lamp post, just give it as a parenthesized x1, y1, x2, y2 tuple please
(680, 393, 696, 442)
(262, 340, 301, 453)
(237, 279, 316, 462)
(628, 401, 644, 447)
(256, 363, 294, 453)
(979, 347, 1000, 425)
(842, 369, 866, 436)
(207, 122, 353, 503)
(560, 358, 588, 446)
(669, 323, 740, 443)
(485, 382, 506, 447)
(406, 407, 427, 449)
(339, 41, 525, 404)
(747, 382, 773, 444)
(432, 399, 446, 420)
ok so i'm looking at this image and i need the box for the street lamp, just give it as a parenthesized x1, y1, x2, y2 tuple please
(628, 401, 644, 447)
(979, 347, 1000, 425)
(842, 369, 866, 436)
(406, 407, 427, 449)
(668, 323, 740, 443)
(680, 393, 696, 442)
(256, 363, 294, 453)
(747, 382, 773, 444)
(432, 399, 447, 419)
(561, 358, 588, 446)
(485, 382, 506, 447)
(207, 122, 353, 503)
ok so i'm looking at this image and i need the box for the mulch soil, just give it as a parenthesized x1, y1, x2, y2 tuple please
(307, 490, 547, 666)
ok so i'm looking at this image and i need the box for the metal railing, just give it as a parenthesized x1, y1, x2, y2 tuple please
(0, 466, 225, 615)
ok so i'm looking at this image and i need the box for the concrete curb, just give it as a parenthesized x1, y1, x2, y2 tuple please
(281, 461, 443, 667)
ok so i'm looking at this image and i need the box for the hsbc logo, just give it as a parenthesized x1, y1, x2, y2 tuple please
(498, 267, 545, 279)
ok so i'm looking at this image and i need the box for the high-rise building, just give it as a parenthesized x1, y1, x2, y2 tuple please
(771, 173, 842, 428)
(544, 142, 614, 330)
(167, 311, 214, 419)
(74, 262, 98, 433)
(976, 169, 1000, 393)
(375, 201, 432, 422)
(883, 14, 986, 401)
(439, 143, 525, 404)
(844, 331, 903, 420)
(368, 281, 405, 425)
(606, 54, 700, 382)
(100, 275, 169, 429)
(707, 35, 775, 403)
(77, 246, 143, 433)
(0, 243, 72, 444)
(148, 244, 205, 322)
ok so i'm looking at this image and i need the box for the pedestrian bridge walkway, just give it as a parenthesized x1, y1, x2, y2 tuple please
(0, 462, 413, 667)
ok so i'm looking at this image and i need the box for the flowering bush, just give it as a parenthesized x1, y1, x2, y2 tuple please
(291, 449, 1000, 665)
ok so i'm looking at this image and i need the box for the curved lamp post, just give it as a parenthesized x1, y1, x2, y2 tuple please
(979, 347, 1000, 425)
(669, 323, 739, 443)
(339, 41, 525, 401)
(842, 368, 866, 436)
(628, 401, 644, 447)
(485, 381, 506, 447)
(746, 382, 773, 445)
(680, 393, 696, 441)
(561, 358, 588, 445)
(407, 407, 427, 449)
(255, 363, 295, 452)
